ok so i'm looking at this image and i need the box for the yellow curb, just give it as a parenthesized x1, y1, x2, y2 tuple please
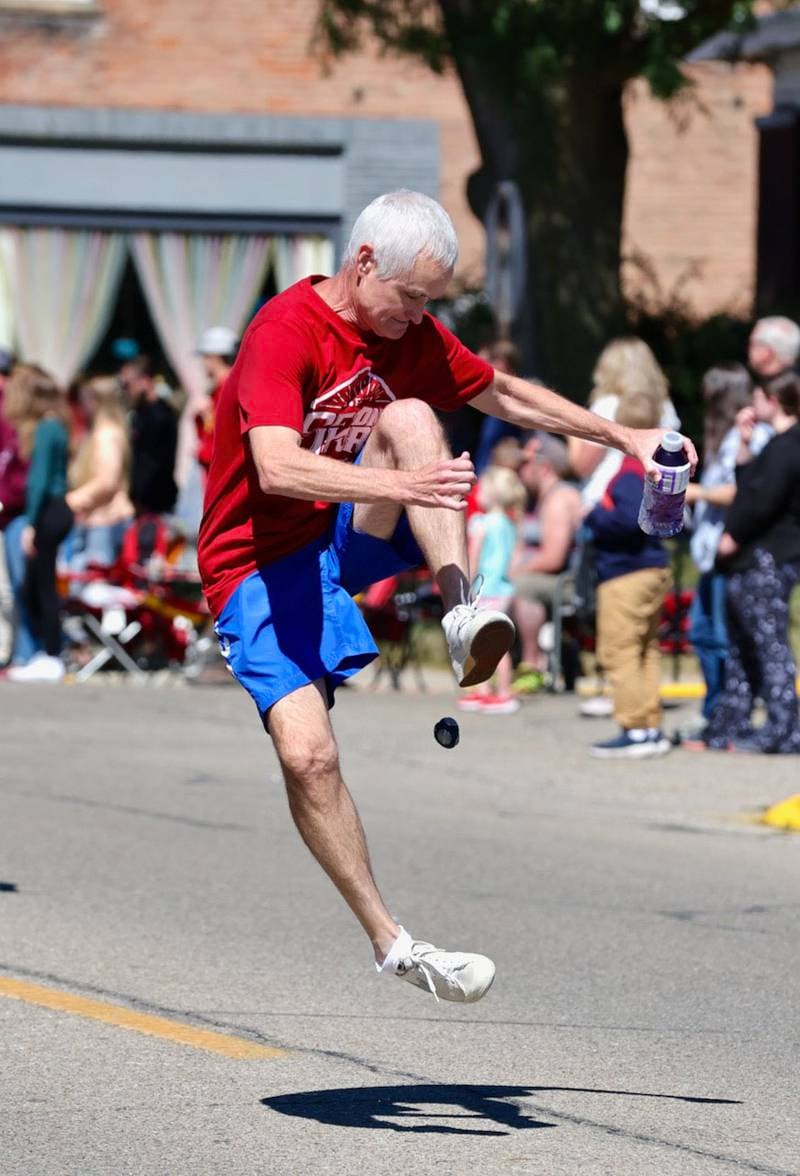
(660, 682, 706, 700)
(761, 795, 800, 833)
(659, 678, 800, 701)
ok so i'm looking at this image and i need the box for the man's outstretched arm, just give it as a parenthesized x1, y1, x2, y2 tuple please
(249, 425, 476, 511)
(471, 370, 698, 476)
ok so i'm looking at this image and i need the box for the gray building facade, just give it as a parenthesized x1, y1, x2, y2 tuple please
(0, 103, 440, 253)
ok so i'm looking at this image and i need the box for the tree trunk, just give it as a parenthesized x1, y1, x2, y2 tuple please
(459, 66, 630, 400)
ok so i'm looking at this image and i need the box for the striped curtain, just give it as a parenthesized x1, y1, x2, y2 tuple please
(130, 231, 273, 483)
(130, 232, 272, 405)
(8, 227, 127, 386)
(272, 235, 336, 292)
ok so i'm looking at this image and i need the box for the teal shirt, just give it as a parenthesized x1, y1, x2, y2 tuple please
(469, 509, 517, 598)
(26, 416, 69, 527)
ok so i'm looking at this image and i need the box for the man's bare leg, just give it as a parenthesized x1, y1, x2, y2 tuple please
(266, 678, 496, 1001)
(267, 679, 399, 963)
(353, 398, 471, 610)
(353, 398, 514, 685)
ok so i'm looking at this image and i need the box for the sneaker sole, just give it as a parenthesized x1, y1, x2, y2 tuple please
(459, 619, 515, 688)
(591, 742, 661, 759)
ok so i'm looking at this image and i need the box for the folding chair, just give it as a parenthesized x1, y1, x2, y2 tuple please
(547, 530, 598, 692)
(66, 579, 147, 682)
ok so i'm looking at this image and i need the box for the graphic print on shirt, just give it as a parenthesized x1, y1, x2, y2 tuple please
(303, 367, 396, 457)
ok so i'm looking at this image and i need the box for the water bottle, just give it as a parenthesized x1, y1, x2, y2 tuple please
(638, 431, 690, 538)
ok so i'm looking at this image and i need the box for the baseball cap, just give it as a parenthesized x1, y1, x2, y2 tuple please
(196, 326, 238, 357)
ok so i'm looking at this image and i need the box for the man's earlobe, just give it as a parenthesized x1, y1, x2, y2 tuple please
(358, 246, 375, 276)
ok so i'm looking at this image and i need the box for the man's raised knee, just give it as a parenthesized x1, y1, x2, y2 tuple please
(377, 397, 441, 439)
(371, 398, 449, 464)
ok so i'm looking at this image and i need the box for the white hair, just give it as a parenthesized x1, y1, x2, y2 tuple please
(344, 190, 459, 279)
(752, 316, 800, 367)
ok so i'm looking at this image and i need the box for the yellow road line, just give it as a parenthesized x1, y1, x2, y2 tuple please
(0, 976, 287, 1061)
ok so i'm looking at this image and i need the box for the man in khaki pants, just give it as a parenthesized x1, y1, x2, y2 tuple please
(585, 392, 674, 758)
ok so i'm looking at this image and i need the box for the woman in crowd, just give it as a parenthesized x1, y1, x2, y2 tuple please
(5, 365, 72, 683)
(65, 376, 133, 572)
(683, 363, 772, 735)
(697, 371, 800, 753)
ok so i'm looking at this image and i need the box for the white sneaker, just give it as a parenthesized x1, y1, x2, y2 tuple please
(7, 654, 65, 683)
(579, 695, 614, 718)
(441, 578, 515, 688)
(378, 927, 495, 1003)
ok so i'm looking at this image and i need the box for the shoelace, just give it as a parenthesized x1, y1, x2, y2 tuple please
(400, 941, 470, 1003)
(447, 575, 485, 635)
(464, 573, 484, 608)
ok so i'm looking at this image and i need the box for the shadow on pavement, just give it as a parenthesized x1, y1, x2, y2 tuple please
(261, 1083, 741, 1137)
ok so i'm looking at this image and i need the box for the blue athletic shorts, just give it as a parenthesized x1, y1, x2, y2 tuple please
(214, 502, 423, 719)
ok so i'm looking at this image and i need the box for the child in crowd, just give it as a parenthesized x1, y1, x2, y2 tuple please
(459, 464, 527, 715)
(5, 365, 72, 683)
(584, 392, 672, 757)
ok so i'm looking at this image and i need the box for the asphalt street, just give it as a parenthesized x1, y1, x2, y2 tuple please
(1, 677, 799, 1176)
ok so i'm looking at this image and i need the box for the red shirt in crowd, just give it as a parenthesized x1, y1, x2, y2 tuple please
(194, 380, 225, 475)
(0, 394, 29, 527)
(198, 277, 494, 617)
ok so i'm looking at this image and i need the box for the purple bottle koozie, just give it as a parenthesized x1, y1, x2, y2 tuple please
(638, 431, 690, 538)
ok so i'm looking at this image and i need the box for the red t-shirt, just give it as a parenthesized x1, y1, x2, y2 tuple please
(197, 277, 494, 616)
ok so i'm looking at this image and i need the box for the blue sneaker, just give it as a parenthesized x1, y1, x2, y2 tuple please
(591, 728, 671, 759)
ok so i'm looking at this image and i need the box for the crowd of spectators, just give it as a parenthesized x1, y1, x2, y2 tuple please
(456, 316, 800, 759)
(1, 310, 799, 759)
(0, 327, 236, 682)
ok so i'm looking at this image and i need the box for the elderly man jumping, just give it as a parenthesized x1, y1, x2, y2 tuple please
(198, 190, 695, 1004)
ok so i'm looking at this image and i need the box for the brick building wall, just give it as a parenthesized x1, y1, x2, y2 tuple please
(624, 63, 773, 318)
(0, 0, 774, 316)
